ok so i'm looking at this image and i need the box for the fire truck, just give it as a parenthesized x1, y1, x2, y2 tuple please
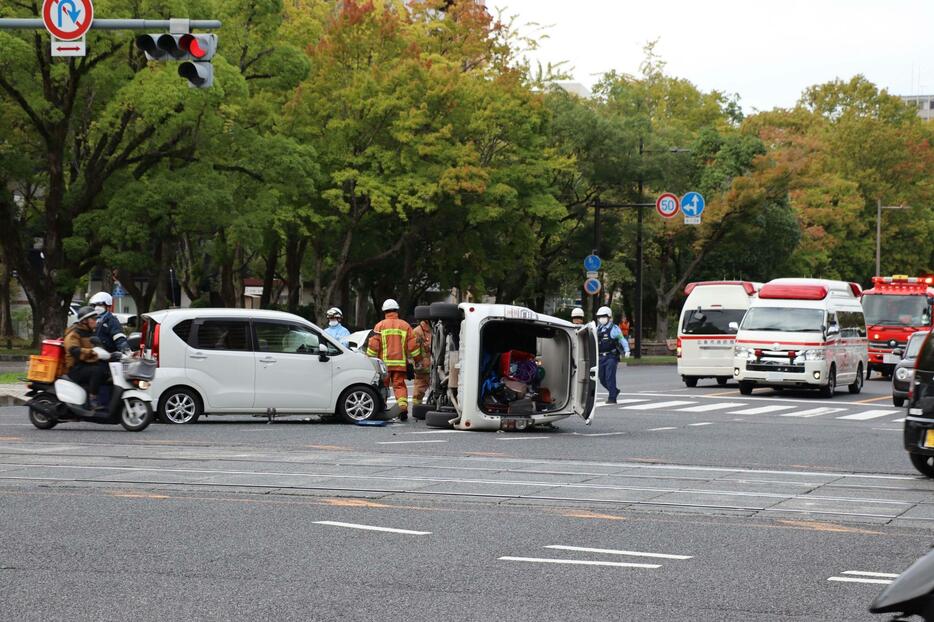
(861, 275, 934, 377)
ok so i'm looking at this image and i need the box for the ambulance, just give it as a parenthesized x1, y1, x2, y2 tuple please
(732, 278, 868, 397)
(677, 281, 760, 388)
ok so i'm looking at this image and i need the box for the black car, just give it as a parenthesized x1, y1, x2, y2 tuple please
(893, 331, 930, 407)
(903, 330, 934, 477)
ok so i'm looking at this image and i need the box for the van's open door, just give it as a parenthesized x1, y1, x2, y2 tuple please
(572, 323, 598, 424)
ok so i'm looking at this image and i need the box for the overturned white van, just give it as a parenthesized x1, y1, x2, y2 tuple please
(412, 303, 598, 431)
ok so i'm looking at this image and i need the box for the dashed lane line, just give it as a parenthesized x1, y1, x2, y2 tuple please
(647, 427, 677, 431)
(688, 422, 714, 427)
(314, 521, 431, 535)
(498, 556, 660, 569)
(544, 545, 692, 560)
(376, 440, 449, 445)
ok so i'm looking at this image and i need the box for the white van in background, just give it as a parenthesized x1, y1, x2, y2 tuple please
(677, 281, 760, 388)
(732, 278, 868, 397)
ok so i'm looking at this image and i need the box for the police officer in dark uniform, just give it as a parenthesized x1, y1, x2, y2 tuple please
(89, 291, 129, 353)
(595, 305, 626, 404)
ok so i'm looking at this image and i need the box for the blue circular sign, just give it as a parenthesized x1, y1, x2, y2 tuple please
(584, 254, 602, 272)
(681, 192, 705, 217)
(584, 278, 601, 295)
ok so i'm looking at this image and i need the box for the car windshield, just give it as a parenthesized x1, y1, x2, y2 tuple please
(863, 294, 931, 327)
(681, 308, 746, 335)
(908, 332, 931, 358)
(741, 307, 825, 332)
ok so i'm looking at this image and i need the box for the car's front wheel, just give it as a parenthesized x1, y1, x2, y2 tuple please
(683, 376, 698, 388)
(819, 367, 836, 398)
(337, 386, 381, 423)
(159, 387, 203, 424)
(910, 453, 934, 479)
(738, 381, 754, 395)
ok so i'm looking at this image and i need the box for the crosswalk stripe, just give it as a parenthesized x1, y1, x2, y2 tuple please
(614, 398, 652, 406)
(677, 402, 746, 413)
(728, 405, 797, 415)
(836, 410, 899, 421)
(621, 400, 696, 411)
(891, 418, 905, 423)
(781, 407, 846, 418)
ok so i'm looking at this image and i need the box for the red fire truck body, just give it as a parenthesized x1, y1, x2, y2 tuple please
(861, 275, 934, 377)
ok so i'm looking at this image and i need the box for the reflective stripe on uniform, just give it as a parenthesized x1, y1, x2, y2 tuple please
(380, 328, 408, 366)
(113, 333, 127, 341)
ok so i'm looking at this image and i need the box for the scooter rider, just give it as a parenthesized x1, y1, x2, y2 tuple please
(64, 306, 110, 410)
(89, 292, 129, 353)
(324, 307, 351, 347)
(596, 306, 627, 404)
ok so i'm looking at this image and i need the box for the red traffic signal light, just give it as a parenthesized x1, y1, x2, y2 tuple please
(180, 34, 210, 59)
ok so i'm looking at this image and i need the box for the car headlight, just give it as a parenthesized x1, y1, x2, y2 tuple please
(801, 349, 825, 361)
(895, 367, 913, 382)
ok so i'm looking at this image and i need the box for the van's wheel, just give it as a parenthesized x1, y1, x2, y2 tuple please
(683, 376, 698, 388)
(716, 377, 729, 386)
(738, 381, 754, 395)
(429, 303, 460, 322)
(337, 386, 380, 423)
(893, 396, 906, 407)
(28, 396, 58, 429)
(411, 404, 430, 421)
(866, 364, 874, 380)
(820, 367, 836, 398)
(425, 411, 453, 428)
(910, 453, 934, 479)
(413, 305, 431, 321)
(159, 387, 202, 424)
(121, 399, 154, 432)
(848, 364, 864, 394)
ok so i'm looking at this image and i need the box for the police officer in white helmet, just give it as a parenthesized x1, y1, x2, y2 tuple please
(595, 306, 627, 404)
(570, 307, 585, 325)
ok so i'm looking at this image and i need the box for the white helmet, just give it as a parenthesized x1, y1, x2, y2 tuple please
(596, 306, 612, 318)
(571, 307, 585, 319)
(326, 307, 343, 319)
(381, 299, 400, 312)
(89, 291, 113, 307)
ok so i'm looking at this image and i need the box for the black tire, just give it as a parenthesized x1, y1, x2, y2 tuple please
(910, 453, 934, 479)
(866, 364, 874, 380)
(121, 398, 154, 432)
(429, 303, 460, 322)
(425, 411, 453, 428)
(819, 366, 836, 398)
(158, 387, 203, 424)
(683, 376, 698, 388)
(716, 377, 729, 386)
(738, 381, 754, 396)
(28, 395, 58, 430)
(893, 396, 906, 407)
(848, 364, 864, 394)
(411, 404, 431, 421)
(413, 305, 431, 321)
(336, 385, 381, 424)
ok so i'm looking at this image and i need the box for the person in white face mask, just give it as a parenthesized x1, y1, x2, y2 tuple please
(323, 307, 351, 347)
(595, 306, 627, 404)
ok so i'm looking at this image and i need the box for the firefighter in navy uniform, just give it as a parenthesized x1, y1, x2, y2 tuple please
(89, 292, 130, 353)
(595, 306, 627, 404)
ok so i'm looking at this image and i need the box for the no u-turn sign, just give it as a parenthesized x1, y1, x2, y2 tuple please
(42, 0, 94, 41)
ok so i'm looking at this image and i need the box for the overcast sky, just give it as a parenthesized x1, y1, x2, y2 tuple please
(492, 0, 934, 112)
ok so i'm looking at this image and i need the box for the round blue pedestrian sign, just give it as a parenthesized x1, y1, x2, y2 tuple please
(583, 254, 602, 272)
(584, 278, 601, 295)
(681, 192, 705, 217)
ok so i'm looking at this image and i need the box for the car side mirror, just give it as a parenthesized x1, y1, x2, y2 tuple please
(318, 343, 329, 362)
(893, 348, 904, 358)
(728, 321, 739, 332)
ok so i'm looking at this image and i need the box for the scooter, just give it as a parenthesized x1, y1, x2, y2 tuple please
(25, 348, 156, 432)
(870, 547, 934, 620)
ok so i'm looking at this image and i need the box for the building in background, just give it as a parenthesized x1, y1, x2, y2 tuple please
(900, 95, 934, 121)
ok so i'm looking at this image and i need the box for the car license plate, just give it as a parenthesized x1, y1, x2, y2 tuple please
(883, 354, 901, 365)
(925, 430, 934, 449)
(766, 372, 782, 382)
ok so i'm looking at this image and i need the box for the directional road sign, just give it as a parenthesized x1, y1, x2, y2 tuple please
(656, 193, 680, 219)
(681, 191, 705, 225)
(584, 278, 602, 295)
(584, 254, 602, 272)
(42, 0, 93, 41)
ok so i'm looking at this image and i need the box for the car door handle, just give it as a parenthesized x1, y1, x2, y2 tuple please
(190, 352, 207, 360)
(259, 357, 277, 364)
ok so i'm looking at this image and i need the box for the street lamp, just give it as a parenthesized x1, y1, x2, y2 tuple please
(876, 199, 912, 276)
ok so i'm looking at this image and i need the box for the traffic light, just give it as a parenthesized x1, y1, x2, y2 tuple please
(135, 33, 217, 89)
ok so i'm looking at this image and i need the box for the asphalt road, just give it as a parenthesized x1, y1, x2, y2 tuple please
(0, 364, 931, 621)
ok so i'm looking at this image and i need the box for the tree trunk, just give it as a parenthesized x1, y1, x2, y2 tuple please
(0, 262, 12, 347)
(260, 234, 280, 309)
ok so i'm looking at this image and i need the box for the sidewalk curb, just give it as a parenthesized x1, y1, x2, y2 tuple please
(0, 383, 28, 406)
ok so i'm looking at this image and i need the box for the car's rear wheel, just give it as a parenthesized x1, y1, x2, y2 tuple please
(159, 387, 202, 424)
(848, 364, 864, 394)
(716, 377, 729, 386)
(28, 395, 58, 429)
(738, 381, 754, 395)
(413, 305, 431, 321)
(337, 386, 380, 423)
(411, 404, 431, 421)
(683, 376, 698, 388)
(429, 303, 460, 322)
(910, 453, 934, 479)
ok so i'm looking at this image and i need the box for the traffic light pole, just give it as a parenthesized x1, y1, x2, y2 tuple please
(0, 18, 221, 31)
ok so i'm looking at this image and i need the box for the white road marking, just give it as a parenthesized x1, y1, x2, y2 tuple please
(375, 440, 449, 445)
(688, 422, 714, 427)
(314, 521, 431, 535)
(496, 436, 550, 442)
(891, 418, 905, 423)
(728, 405, 797, 415)
(499, 556, 660, 569)
(571, 432, 629, 437)
(842, 571, 899, 578)
(621, 400, 696, 411)
(872, 428, 903, 432)
(407, 430, 467, 434)
(544, 545, 692, 560)
(836, 409, 899, 421)
(781, 407, 846, 418)
(677, 402, 746, 413)
(614, 399, 652, 406)
(827, 577, 893, 585)
(647, 427, 677, 431)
